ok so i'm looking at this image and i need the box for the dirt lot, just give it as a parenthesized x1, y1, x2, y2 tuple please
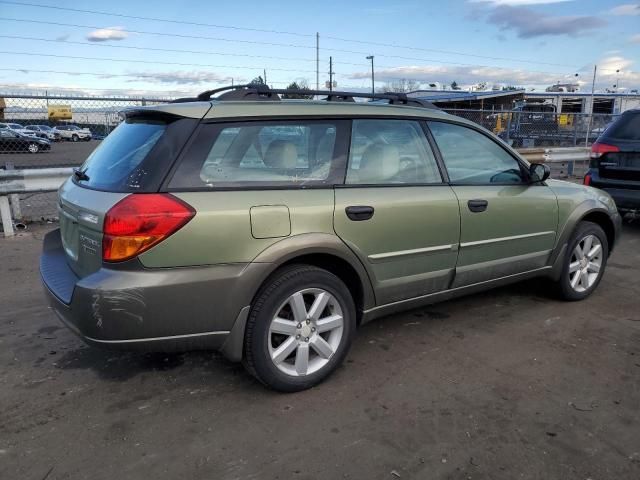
(1, 224, 639, 480)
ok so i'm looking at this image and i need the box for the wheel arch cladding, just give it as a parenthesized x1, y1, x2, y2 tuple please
(580, 211, 615, 253)
(278, 253, 366, 324)
(250, 233, 376, 319)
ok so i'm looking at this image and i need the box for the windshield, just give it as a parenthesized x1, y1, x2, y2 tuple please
(9, 124, 22, 129)
(76, 118, 167, 191)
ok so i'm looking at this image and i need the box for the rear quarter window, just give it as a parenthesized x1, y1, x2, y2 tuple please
(168, 120, 349, 189)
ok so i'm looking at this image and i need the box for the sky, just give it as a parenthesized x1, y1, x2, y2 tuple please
(0, 0, 638, 97)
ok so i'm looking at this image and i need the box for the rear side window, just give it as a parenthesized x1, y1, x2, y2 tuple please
(605, 113, 640, 140)
(346, 119, 441, 184)
(75, 115, 197, 192)
(429, 121, 524, 184)
(169, 120, 348, 189)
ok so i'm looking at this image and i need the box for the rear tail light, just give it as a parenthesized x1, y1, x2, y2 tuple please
(590, 142, 619, 159)
(583, 173, 592, 186)
(103, 194, 195, 262)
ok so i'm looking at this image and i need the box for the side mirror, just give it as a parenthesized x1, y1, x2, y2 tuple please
(529, 163, 550, 183)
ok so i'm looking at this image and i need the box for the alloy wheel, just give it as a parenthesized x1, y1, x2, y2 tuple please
(268, 288, 344, 377)
(568, 234, 603, 292)
(28, 143, 39, 153)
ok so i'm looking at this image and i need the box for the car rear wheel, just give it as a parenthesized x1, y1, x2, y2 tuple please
(71, 134, 79, 142)
(28, 142, 39, 153)
(243, 265, 356, 392)
(554, 221, 608, 301)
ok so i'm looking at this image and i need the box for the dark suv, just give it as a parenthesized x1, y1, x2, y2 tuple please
(585, 109, 640, 214)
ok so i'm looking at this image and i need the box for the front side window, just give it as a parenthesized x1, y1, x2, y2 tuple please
(428, 121, 524, 184)
(346, 119, 441, 185)
(169, 120, 347, 189)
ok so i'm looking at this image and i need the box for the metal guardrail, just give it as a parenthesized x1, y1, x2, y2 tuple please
(0, 147, 592, 237)
(0, 167, 72, 237)
(517, 147, 590, 178)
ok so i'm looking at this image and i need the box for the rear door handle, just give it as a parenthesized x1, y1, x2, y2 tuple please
(467, 199, 488, 213)
(345, 205, 374, 221)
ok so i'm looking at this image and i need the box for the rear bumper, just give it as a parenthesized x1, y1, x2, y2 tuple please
(40, 229, 269, 355)
(590, 171, 640, 212)
(601, 188, 640, 212)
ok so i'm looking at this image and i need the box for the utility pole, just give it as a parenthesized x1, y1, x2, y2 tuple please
(585, 64, 597, 147)
(366, 55, 375, 96)
(316, 32, 320, 92)
(329, 56, 334, 92)
(263, 69, 267, 86)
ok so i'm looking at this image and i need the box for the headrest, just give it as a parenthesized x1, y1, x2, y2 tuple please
(358, 143, 400, 183)
(264, 140, 298, 169)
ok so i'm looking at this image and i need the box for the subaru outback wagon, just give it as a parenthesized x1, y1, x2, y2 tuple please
(41, 85, 621, 392)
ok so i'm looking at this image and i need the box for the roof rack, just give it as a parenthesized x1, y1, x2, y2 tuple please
(171, 84, 438, 109)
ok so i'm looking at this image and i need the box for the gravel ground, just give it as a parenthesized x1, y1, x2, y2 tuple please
(0, 223, 639, 480)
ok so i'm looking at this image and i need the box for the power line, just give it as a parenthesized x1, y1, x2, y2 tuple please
(0, 50, 318, 73)
(324, 35, 580, 69)
(0, 0, 312, 37)
(0, 17, 317, 50)
(0, 34, 320, 63)
(0, 0, 585, 69)
(0, 17, 606, 73)
(0, 18, 580, 75)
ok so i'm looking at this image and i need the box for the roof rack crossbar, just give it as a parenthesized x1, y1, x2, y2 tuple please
(174, 85, 438, 109)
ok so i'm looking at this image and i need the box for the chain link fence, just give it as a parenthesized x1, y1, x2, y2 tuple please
(0, 93, 618, 225)
(443, 109, 619, 149)
(1, 93, 174, 225)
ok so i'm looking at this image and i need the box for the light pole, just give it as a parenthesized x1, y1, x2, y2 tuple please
(366, 55, 375, 96)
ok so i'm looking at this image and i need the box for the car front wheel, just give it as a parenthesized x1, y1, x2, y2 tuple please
(554, 221, 608, 301)
(28, 143, 39, 153)
(71, 134, 79, 142)
(243, 265, 356, 392)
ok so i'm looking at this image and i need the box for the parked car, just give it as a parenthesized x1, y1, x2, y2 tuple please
(585, 109, 640, 214)
(0, 129, 51, 153)
(25, 124, 61, 141)
(40, 85, 621, 392)
(54, 124, 92, 142)
(0, 122, 36, 137)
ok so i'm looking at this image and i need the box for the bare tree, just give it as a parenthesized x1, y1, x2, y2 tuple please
(376, 78, 421, 93)
(282, 80, 313, 99)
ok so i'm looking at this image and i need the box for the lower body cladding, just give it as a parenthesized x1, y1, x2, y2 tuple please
(40, 229, 269, 359)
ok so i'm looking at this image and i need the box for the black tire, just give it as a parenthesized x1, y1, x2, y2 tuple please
(28, 143, 39, 154)
(243, 264, 356, 392)
(71, 134, 79, 142)
(553, 221, 608, 301)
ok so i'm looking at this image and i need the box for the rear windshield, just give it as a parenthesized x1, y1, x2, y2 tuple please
(606, 113, 640, 141)
(75, 118, 167, 191)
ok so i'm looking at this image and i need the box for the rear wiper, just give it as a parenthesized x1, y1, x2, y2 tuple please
(73, 168, 89, 181)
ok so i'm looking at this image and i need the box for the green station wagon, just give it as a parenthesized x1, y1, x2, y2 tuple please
(41, 85, 622, 391)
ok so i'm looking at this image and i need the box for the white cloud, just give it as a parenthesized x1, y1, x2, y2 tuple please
(610, 3, 640, 15)
(470, 0, 572, 5)
(124, 70, 240, 85)
(86, 26, 129, 42)
(630, 34, 640, 43)
(347, 57, 639, 91)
